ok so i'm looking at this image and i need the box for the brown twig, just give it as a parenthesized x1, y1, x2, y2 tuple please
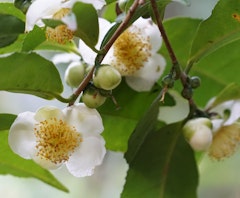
(68, 0, 141, 106)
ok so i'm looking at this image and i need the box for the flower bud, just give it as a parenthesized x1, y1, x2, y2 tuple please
(161, 74, 174, 88)
(65, 62, 85, 88)
(82, 88, 107, 109)
(183, 118, 213, 151)
(93, 65, 122, 90)
(190, 76, 201, 89)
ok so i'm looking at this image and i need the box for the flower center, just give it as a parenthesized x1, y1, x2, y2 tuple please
(34, 117, 82, 164)
(112, 27, 151, 75)
(45, 8, 74, 44)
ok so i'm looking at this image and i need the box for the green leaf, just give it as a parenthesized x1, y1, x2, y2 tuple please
(37, 40, 81, 55)
(14, 0, 32, 14)
(124, 92, 161, 163)
(72, 2, 99, 49)
(190, 39, 240, 106)
(0, 52, 63, 99)
(0, 34, 25, 54)
(99, 82, 161, 152)
(0, 3, 25, 20)
(160, 17, 202, 70)
(0, 14, 25, 48)
(188, 0, 240, 66)
(121, 123, 198, 198)
(0, 114, 17, 131)
(22, 26, 46, 52)
(206, 83, 240, 109)
(42, 19, 65, 28)
(0, 130, 68, 192)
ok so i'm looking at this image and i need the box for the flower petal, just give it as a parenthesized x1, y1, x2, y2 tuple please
(133, 17, 162, 52)
(32, 155, 62, 170)
(67, 0, 106, 10)
(8, 112, 37, 159)
(25, 0, 63, 31)
(125, 54, 166, 91)
(66, 135, 106, 177)
(34, 106, 64, 122)
(63, 103, 104, 134)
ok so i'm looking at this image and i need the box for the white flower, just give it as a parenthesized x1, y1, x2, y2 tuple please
(25, 0, 106, 32)
(206, 99, 240, 160)
(79, 17, 166, 92)
(8, 103, 106, 177)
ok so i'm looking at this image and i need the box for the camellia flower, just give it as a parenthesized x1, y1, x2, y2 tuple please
(79, 17, 166, 92)
(8, 103, 106, 177)
(206, 99, 240, 160)
(25, 0, 106, 32)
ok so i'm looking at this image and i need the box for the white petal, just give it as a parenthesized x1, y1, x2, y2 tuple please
(133, 17, 162, 51)
(125, 54, 166, 91)
(34, 106, 64, 122)
(62, 13, 77, 31)
(63, 103, 104, 134)
(32, 155, 62, 170)
(25, 0, 62, 31)
(8, 112, 37, 159)
(79, 18, 112, 65)
(66, 135, 106, 177)
(68, 0, 106, 9)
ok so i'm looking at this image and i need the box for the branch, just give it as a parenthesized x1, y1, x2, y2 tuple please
(68, 0, 141, 106)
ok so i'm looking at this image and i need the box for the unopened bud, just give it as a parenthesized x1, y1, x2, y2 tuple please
(93, 65, 122, 90)
(183, 118, 213, 151)
(190, 76, 201, 89)
(82, 87, 107, 108)
(65, 62, 85, 88)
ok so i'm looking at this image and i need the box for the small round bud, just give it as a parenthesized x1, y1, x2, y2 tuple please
(82, 88, 107, 108)
(190, 76, 201, 89)
(181, 87, 193, 99)
(93, 65, 122, 90)
(183, 118, 213, 151)
(161, 74, 174, 88)
(65, 62, 85, 88)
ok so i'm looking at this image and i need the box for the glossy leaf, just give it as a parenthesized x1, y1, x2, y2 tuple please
(0, 34, 25, 54)
(124, 92, 161, 163)
(22, 25, 46, 52)
(121, 123, 198, 198)
(72, 2, 99, 49)
(191, 39, 240, 106)
(0, 114, 17, 131)
(188, 0, 240, 66)
(99, 82, 161, 152)
(0, 130, 68, 192)
(0, 14, 25, 48)
(0, 3, 25, 20)
(42, 19, 64, 28)
(206, 83, 240, 109)
(0, 52, 63, 99)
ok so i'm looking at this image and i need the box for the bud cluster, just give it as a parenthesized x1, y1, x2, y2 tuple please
(65, 62, 122, 108)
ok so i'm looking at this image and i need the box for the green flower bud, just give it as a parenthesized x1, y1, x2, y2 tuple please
(183, 118, 213, 151)
(190, 76, 201, 89)
(65, 62, 85, 88)
(181, 87, 193, 99)
(82, 88, 107, 108)
(161, 74, 174, 88)
(93, 65, 122, 90)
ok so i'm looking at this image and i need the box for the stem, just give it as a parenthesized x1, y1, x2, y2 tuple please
(150, 0, 199, 118)
(68, 0, 141, 106)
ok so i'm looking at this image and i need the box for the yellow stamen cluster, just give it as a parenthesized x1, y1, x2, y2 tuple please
(46, 8, 74, 44)
(112, 27, 151, 75)
(208, 123, 240, 160)
(34, 117, 82, 164)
